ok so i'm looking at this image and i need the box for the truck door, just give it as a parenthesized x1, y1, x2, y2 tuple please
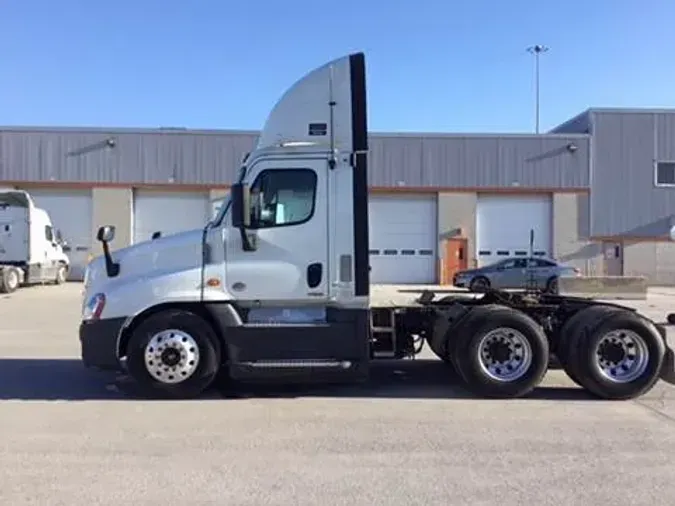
(225, 157, 329, 304)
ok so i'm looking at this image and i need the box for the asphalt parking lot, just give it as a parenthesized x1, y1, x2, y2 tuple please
(2, 284, 675, 505)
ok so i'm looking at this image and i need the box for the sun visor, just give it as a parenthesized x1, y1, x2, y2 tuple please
(256, 52, 368, 154)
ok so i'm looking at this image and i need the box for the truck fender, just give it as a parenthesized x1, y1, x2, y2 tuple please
(201, 303, 244, 362)
(117, 302, 243, 361)
(428, 303, 472, 358)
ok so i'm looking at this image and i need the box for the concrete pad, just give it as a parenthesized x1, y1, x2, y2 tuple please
(558, 275, 648, 300)
(1, 283, 675, 505)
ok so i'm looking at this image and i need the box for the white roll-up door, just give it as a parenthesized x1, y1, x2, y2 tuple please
(476, 194, 552, 267)
(368, 194, 437, 284)
(133, 190, 209, 244)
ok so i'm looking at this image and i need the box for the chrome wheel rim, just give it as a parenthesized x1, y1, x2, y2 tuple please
(143, 329, 200, 384)
(477, 327, 533, 382)
(57, 267, 66, 283)
(594, 329, 649, 383)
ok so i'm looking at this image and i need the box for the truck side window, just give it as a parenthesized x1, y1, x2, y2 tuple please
(249, 168, 317, 228)
(44, 225, 53, 242)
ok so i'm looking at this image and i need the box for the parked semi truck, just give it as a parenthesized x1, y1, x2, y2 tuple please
(0, 190, 70, 293)
(79, 52, 675, 400)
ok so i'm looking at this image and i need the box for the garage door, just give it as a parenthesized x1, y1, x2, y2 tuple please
(476, 194, 552, 267)
(28, 188, 93, 281)
(133, 190, 210, 244)
(368, 194, 437, 284)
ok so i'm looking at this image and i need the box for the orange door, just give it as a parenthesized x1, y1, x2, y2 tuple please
(442, 238, 468, 284)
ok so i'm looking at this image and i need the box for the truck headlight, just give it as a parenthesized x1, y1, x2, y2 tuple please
(82, 293, 106, 321)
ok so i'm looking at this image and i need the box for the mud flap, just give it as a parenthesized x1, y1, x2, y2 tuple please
(660, 347, 675, 385)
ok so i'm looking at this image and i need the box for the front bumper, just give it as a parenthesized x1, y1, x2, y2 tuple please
(79, 317, 127, 371)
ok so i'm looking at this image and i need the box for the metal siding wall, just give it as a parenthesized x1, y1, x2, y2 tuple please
(1, 128, 588, 190)
(552, 193, 603, 275)
(656, 114, 675, 160)
(0, 130, 258, 185)
(591, 111, 675, 236)
(369, 135, 589, 188)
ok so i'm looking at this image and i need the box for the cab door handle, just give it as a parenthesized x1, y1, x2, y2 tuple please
(307, 263, 322, 288)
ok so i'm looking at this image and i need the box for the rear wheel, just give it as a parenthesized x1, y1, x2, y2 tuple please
(545, 276, 559, 294)
(557, 305, 620, 387)
(0, 267, 20, 294)
(469, 276, 490, 293)
(452, 305, 549, 398)
(125, 309, 222, 399)
(571, 310, 665, 400)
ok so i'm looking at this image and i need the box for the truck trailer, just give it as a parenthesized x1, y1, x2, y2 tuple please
(79, 52, 675, 400)
(0, 190, 70, 293)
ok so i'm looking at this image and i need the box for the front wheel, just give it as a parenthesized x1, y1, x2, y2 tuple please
(54, 264, 68, 285)
(0, 267, 20, 294)
(125, 309, 222, 399)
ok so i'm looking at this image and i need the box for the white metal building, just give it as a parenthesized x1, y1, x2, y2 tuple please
(12, 112, 675, 284)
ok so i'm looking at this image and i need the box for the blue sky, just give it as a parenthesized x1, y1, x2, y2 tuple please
(1, 0, 673, 133)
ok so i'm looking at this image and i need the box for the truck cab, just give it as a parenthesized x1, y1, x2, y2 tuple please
(80, 53, 372, 397)
(0, 190, 70, 292)
(80, 52, 675, 402)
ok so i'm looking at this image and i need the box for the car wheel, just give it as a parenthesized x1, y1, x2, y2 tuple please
(546, 276, 559, 294)
(469, 276, 490, 293)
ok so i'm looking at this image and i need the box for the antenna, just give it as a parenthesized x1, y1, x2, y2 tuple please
(525, 228, 537, 293)
(526, 45, 549, 134)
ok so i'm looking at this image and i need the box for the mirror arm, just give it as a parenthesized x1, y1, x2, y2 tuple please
(101, 241, 120, 277)
(239, 227, 256, 252)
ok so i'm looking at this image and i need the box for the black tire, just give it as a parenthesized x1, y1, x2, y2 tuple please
(125, 309, 222, 399)
(0, 267, 20, 294)
(557, 305, 621, 388)
(54, 264, 68, 285)
(469, 276, 490, 293)
(570, 309, 665, 400)
(667, 313, 675, 325)
(428, 346, 454, 365)
(451, 305, 549, 398)
(545, 276, 559, 294)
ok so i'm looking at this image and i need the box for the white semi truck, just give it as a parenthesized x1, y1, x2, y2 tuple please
(0, 190, 70, 293)
(79, 52, 675, 400)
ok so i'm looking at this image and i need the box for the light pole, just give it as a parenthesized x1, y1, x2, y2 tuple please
(527, 44, 549, 134)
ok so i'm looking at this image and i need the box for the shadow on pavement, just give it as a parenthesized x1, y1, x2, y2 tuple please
(0, 358, 595, 402)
